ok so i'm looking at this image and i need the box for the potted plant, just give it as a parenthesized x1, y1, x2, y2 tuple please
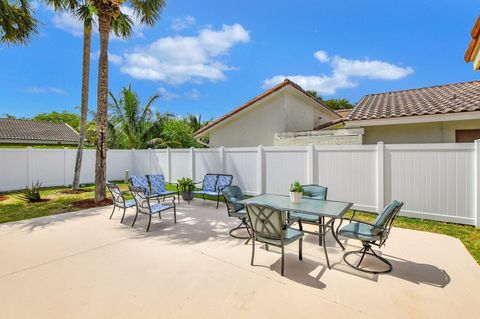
(289, 181, 303, 203)
(177, 177, 194, 201)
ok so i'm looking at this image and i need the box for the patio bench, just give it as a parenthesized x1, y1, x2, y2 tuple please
(192, 174, 233, 209)
(129, 174, 179, 203)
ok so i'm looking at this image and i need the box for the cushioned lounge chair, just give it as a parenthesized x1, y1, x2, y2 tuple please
(106, 182, 136, 223)
(193, 174, 233, 209)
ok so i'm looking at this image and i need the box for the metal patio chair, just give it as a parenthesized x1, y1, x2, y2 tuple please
(245, 203, 304, 276)
(148, 174, 178, 203)
(222, 185, 250, 240)
(106, 182, 136, 223)
(129, 186, 177, 232)
(338, 200, 404, 274)
(193, 174, 233, 209)
(289, 184, 329, 246)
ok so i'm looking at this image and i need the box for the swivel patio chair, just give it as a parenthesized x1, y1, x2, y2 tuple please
(245, 203, 304, 276)
(193, 174, 233, 209)
(222, 185, 250, 240)
(289, 184, 329, 246)
(338, 200, 404, 274)
(129, 186, 177, 232)
(106, 182, 136, 223)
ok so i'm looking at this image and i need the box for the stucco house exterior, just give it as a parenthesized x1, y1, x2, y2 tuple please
(344, 80, 480, 144)
(194, 79, 342, 147)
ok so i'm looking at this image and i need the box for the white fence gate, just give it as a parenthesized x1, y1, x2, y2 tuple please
(1, 142, 479, 227)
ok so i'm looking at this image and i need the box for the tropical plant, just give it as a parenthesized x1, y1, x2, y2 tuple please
(185, 114, 210, 132)
(33, 111, 81, 131)
(161, 119, 198, 148)
(0, 0, 39, 45)
(289, 181, 303, 193)
(306, 90, 354, 110)
(177, 177, 194, 192)
(109, 86, 161, 149)
(16, 180, 42, 202)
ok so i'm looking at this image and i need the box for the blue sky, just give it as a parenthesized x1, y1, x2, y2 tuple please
(0, 0, 478, 120)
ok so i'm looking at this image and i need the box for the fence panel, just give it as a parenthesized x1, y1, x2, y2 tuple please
(170, 149, 191, 181)
(0, 149, 28, 191)
(224, 148, 258, 195)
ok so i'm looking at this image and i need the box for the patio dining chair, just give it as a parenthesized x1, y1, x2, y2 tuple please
(193, 174, 233, 209)
(289, 184, 328, 246)
(149, 174, 178, 203)
(222, 185, 250, 240)
(106, 182, 136, 223)
(338, 200, 404, 274)
(245, 203, 304, 276)
(129, 186, 177, 232)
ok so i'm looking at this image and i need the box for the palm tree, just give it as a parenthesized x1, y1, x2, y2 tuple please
(109, 86, 162, 149)
(93, 0, 166, 202)
(185, 114, 210, 132)
(71, 3, 133, 191)
(0, 0, 38, 45)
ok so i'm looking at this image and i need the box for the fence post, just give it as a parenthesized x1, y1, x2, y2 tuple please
(219, 146, 225, 173)
(475, 140, 480, 227)
(376, 142, 385, 213)
(307, 144, 315, 184)
(63, 147, 68, 186)
(167, 147, 171, 183)
(257, 145, 264, 194)
(190, 147, 195, 181)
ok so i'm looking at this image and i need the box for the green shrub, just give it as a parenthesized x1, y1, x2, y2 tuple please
(16, 180, 42, 202)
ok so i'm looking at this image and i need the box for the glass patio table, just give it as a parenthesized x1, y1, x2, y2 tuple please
(238, 193, 353, 269)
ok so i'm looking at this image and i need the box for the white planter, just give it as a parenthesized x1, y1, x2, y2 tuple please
(289, 191, 302, 204)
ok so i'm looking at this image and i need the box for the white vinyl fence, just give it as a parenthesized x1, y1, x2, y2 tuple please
(1, 142, 479, 227)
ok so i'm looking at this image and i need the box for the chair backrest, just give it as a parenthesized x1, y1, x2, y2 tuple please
(129, 186, 151, 214)
(107, 182, 125, 206)
(245, 203, 286, 241)
(149, 174, 167, 193)
(222, 185, 245, 214)
(216, 174, 233, 192)
(373, 200, 404, 244)
(130, 175, 151, 195)
(202, 174, 218, 192)
(302, 184, 327, 200)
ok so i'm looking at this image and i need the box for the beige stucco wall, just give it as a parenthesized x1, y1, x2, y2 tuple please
(362, 119, 480, 144)
(274, 128, 364, 146)
(208, 88, 337, 147)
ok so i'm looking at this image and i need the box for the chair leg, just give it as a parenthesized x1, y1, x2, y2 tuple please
(318, 224, 322, 246)
(251, 238, 255, 266)
(120, 207, 126, 223)
(109, 206, 115, 219)
(281, 245, 285, 276)
(343, 243, 392, 274)
(132, 210, 139, 227)
(331, 219, 345, 250)
(299, 237, 303, 260)
(173, 206, 177, 223)
(216, 195, 219, 209)
(159, 212, 162, 220)
(146, 214, 152, 232)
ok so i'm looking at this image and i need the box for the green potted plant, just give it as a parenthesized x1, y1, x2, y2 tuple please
(177, 177, 194, 201)
(289, 181, 303, 203)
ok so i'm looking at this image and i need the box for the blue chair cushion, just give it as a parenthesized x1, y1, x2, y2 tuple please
(149, 174, 167, 193)
(149, 203, 174, 214)
(124, 199, 136, 208)
(302, 185, 327, 200)
(193, 190, 219, 196)
(230, 208, 247, 219)
(130, 175, 151, 195)
(256, 227, 303, 246)
(338, 222, 382, 242)
(289, 212, 320, 223)
(373, 200, 403, 233)
(202, 175, 218, 192)
(216, 175, 233, 192)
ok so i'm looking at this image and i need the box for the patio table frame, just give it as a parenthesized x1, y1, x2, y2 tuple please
(239, 194, 352, 269)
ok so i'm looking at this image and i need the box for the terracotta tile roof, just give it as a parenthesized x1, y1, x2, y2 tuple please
(0, 118, 79, 143)
(346, 80, 480, 122)
(465, 16, 480, 65)
(194, 79, 340, 136)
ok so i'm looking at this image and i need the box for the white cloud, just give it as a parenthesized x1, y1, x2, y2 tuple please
(90, 51, 123, 65)
(314, 50, 329, 63)
(158, 87, 200, 100)
(24, 87, 67, 95)
(263, 51, 414, 95)
(121, 24, 250, 84)
(170, 16, 196, 31)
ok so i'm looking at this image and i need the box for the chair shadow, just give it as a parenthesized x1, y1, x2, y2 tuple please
(385, 255, 451, 288)
(268, 255, 327, 289)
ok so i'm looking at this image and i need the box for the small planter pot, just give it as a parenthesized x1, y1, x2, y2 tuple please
(289, 191, 302, 204)
(182, 191, 194, 201)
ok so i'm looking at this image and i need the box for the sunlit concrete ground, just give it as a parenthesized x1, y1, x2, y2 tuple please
(0, 200, 478, 319)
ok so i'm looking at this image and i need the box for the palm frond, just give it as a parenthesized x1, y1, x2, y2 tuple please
(129, 0, 166, 26)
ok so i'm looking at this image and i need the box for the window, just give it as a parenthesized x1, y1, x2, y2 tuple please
(455, 129, 480, 143)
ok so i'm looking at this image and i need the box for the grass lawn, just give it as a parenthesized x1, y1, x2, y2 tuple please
(0, 184, 479, 264)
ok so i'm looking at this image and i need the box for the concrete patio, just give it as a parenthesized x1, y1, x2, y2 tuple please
(0, 200, 478, 319)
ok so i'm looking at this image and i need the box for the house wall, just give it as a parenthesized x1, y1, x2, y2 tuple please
(208, 88, 335, 147)
(362, 119, 480, 144)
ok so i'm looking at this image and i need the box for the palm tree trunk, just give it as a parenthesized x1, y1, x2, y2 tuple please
(72, 25, 92, 191)
(94, 13, 112, 202)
